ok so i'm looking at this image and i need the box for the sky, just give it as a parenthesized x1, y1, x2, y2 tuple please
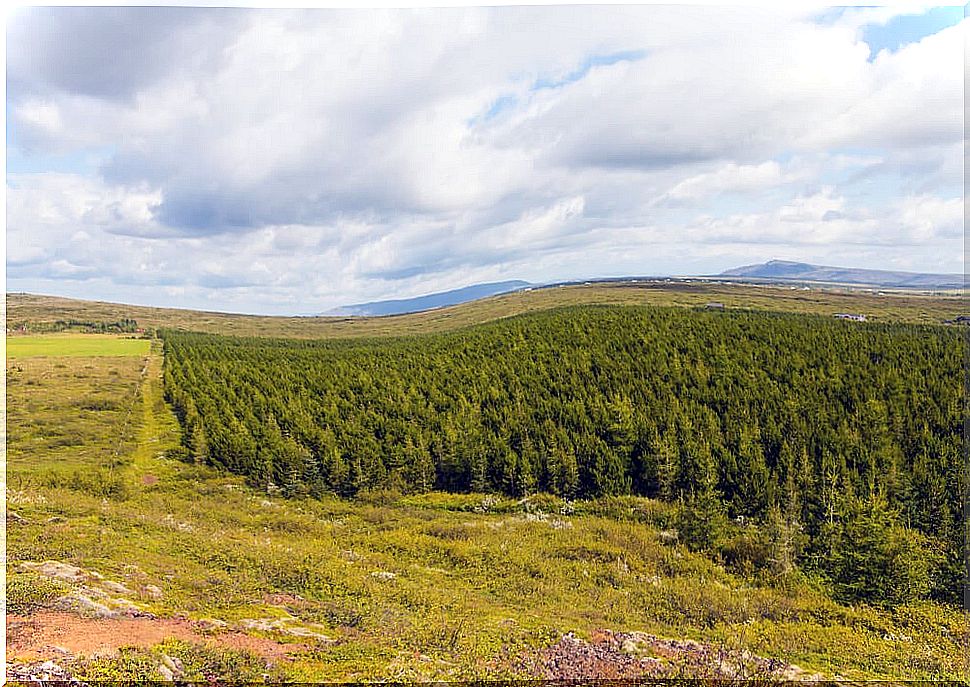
(5, 3, 965, 315)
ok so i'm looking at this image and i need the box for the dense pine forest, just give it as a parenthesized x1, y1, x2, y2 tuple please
(162, 305, 966, 605)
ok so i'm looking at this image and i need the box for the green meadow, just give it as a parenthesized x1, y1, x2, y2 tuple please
(6, 334, 151, 358)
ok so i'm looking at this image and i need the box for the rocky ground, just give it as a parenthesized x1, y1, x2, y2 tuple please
(8, 558, 830, 684)
(517, 629, 824, 681)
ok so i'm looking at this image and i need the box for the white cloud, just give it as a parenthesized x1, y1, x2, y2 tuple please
(5, 6, 964, 312)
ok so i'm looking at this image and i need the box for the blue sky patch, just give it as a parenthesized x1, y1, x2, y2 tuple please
(863, 5, 964, 58)
(532, 50, 647, 91)
(7, 145, 117, 175)
(471, 49, 647, 126)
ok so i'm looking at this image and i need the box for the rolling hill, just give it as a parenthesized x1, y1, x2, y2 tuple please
(718, 260, 963, 289)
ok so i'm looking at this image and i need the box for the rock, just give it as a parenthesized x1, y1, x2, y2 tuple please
(160, 654, 184, 676)
(157, 663, 175, 681)
(283, 625, 333, 641)
(52, 593, 117, 619)
(101, 580, 132, 595)
(7, 510, 28, 524)
(108, 598, 144, 615)
(159, 654, 185, 680)
(144, 584, 164, 599)
(194, 617, 229, 632)
(239, 618, 282, 633)
(371, 571, 397, 581)
(21, 561, 87, 583)
(7, 659, 81, 684)
(238, 617, 333, 641)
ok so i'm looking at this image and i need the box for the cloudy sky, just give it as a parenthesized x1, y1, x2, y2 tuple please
(6, 4, 964, 315)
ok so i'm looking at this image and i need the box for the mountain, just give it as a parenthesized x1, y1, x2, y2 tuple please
(718, 260, 963, 289)
(332, 280, 533, 316)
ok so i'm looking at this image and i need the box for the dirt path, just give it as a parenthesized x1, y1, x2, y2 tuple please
(7, 612, 306, 664)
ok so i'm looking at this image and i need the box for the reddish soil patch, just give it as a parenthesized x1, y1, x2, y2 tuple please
(141, 474, 159, 486)
(7, 612, 305, 664)
(517, 629, 799, 680)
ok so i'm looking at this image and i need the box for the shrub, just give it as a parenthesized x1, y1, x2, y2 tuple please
(6, 572, 68, 614)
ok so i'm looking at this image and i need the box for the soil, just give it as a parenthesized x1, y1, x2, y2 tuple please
(7, 611, 306, 664)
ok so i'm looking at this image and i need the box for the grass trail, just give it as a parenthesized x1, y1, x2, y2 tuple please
(124, 340, 181, 485)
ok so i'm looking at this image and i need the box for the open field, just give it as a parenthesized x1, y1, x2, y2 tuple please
(7, 280, 965, 339)
(6, 335, 970, 682)
(6, 334, 151, 359)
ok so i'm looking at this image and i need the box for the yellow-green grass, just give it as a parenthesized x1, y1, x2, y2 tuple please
(6, 345, 969, 681)
(6, 334, 150, 358)
(7, 281, 964, 340)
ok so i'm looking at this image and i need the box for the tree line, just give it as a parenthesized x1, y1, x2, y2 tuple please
(162, 305, 965, 604)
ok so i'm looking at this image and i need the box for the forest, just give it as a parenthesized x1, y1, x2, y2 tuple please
(162, 305, 965, 606)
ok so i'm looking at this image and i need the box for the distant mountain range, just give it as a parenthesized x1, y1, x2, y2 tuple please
(717, 260, 962, 290)
(331, 280, 533, 317)
(329, 260, 960, 318)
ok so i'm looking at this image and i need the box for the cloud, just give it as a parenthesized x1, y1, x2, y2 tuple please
(660, 161, 791, 203)
(5, 6, 964, 313)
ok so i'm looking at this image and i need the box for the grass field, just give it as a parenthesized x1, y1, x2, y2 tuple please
(6, 341, 969, 682)
(7, 281, 965, 340)
(6, 334, 151, 358)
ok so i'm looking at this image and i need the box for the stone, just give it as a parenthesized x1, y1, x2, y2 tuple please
(144, 584, 164, 599)
(370, 571, 397, 581)
(194, 617, 229, 631)
(160, 654, 184, 677)
(52, 593, 117, 619)
(101, 580, 132, 595)
(22, 561, 87, 583)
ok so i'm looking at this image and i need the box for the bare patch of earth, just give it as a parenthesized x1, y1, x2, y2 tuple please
(516, 629, 823, 681)
(7, 611, 306, 664)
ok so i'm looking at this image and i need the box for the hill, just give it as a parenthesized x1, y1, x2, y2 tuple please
(6, 280, 964, 340)
(332, 280, 532, 316)
(718, 260, 963, 289)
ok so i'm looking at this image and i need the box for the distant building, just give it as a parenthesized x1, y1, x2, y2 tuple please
(834, 313, 866, 322)
(705, 302, 725, 310)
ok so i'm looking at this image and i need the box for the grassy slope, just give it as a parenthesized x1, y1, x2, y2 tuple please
(6, 331, 970, 681)
(7, 281, 965, 339)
